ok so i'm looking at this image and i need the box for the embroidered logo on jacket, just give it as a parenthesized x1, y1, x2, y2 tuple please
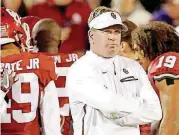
(123, 68, 129, 74)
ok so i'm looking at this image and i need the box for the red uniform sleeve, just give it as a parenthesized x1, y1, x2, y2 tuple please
(148, 52, 179, 78)
(148, 52, 179, 95)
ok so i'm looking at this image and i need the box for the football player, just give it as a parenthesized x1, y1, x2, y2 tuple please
(148, 52, 179, 135)
(32, 18, 83, 135)
(130, 21, 179, 135)
(0, 7, 61, 135)
(0, 7, 30, 115)
(131, 21, 179, 71)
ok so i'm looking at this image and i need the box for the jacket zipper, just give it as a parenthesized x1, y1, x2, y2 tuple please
(113, 62, 116, 75)
(113, 62, 117, 93)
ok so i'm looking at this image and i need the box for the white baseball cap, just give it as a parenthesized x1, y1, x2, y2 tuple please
(88, 12, 128, 32)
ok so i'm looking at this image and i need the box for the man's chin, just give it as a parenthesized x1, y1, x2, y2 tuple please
(108, 50, 118, 56)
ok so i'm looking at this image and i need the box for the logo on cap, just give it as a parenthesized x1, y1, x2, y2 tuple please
(111, 13, 116, 19)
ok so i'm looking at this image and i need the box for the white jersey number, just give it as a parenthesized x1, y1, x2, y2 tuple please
(1, 73, 39, 123)
(156, 56, 177, 68)
(55, 67, 69, 116)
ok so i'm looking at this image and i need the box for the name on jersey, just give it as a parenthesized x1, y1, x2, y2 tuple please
(0, 58, 39, 71)
(51, 53, 78, 63)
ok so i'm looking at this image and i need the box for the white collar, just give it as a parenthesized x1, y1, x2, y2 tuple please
(86, 51, 116, 62)
(86, 51, 117, 72)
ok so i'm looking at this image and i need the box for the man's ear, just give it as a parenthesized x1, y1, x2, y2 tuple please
(119, 41, 128, 52)
(88, 30, 93, 39)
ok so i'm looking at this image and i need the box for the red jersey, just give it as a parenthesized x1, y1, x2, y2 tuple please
(47, 53, 82, 135)
(0, 52, 61, 135)
(142, 52, 179, 135)
(148, 52, 179, 94)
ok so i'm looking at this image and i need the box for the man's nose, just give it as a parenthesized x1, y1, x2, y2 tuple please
(108, 33, 116, 41)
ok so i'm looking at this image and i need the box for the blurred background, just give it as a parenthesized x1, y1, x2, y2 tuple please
(1, 0, 179, 53)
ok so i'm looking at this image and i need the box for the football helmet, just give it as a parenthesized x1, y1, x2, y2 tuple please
(21, 16, 41, 52)
(21, 16, 41, 36)
(0, 7, 31, 51)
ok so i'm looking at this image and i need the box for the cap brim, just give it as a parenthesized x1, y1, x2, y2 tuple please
(89, 12, 128, 32)
(95, 22, 128, 32)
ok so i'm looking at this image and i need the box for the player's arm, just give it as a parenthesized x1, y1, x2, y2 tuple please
(40, 80, 62, 135)
(151, 121, 160, 135)
(155, 78, 179, 135)
(67, 63, 145, 117)
(113, 62, 162, 126)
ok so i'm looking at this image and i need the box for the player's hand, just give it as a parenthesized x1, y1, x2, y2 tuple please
(1, 69, 18, 93)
